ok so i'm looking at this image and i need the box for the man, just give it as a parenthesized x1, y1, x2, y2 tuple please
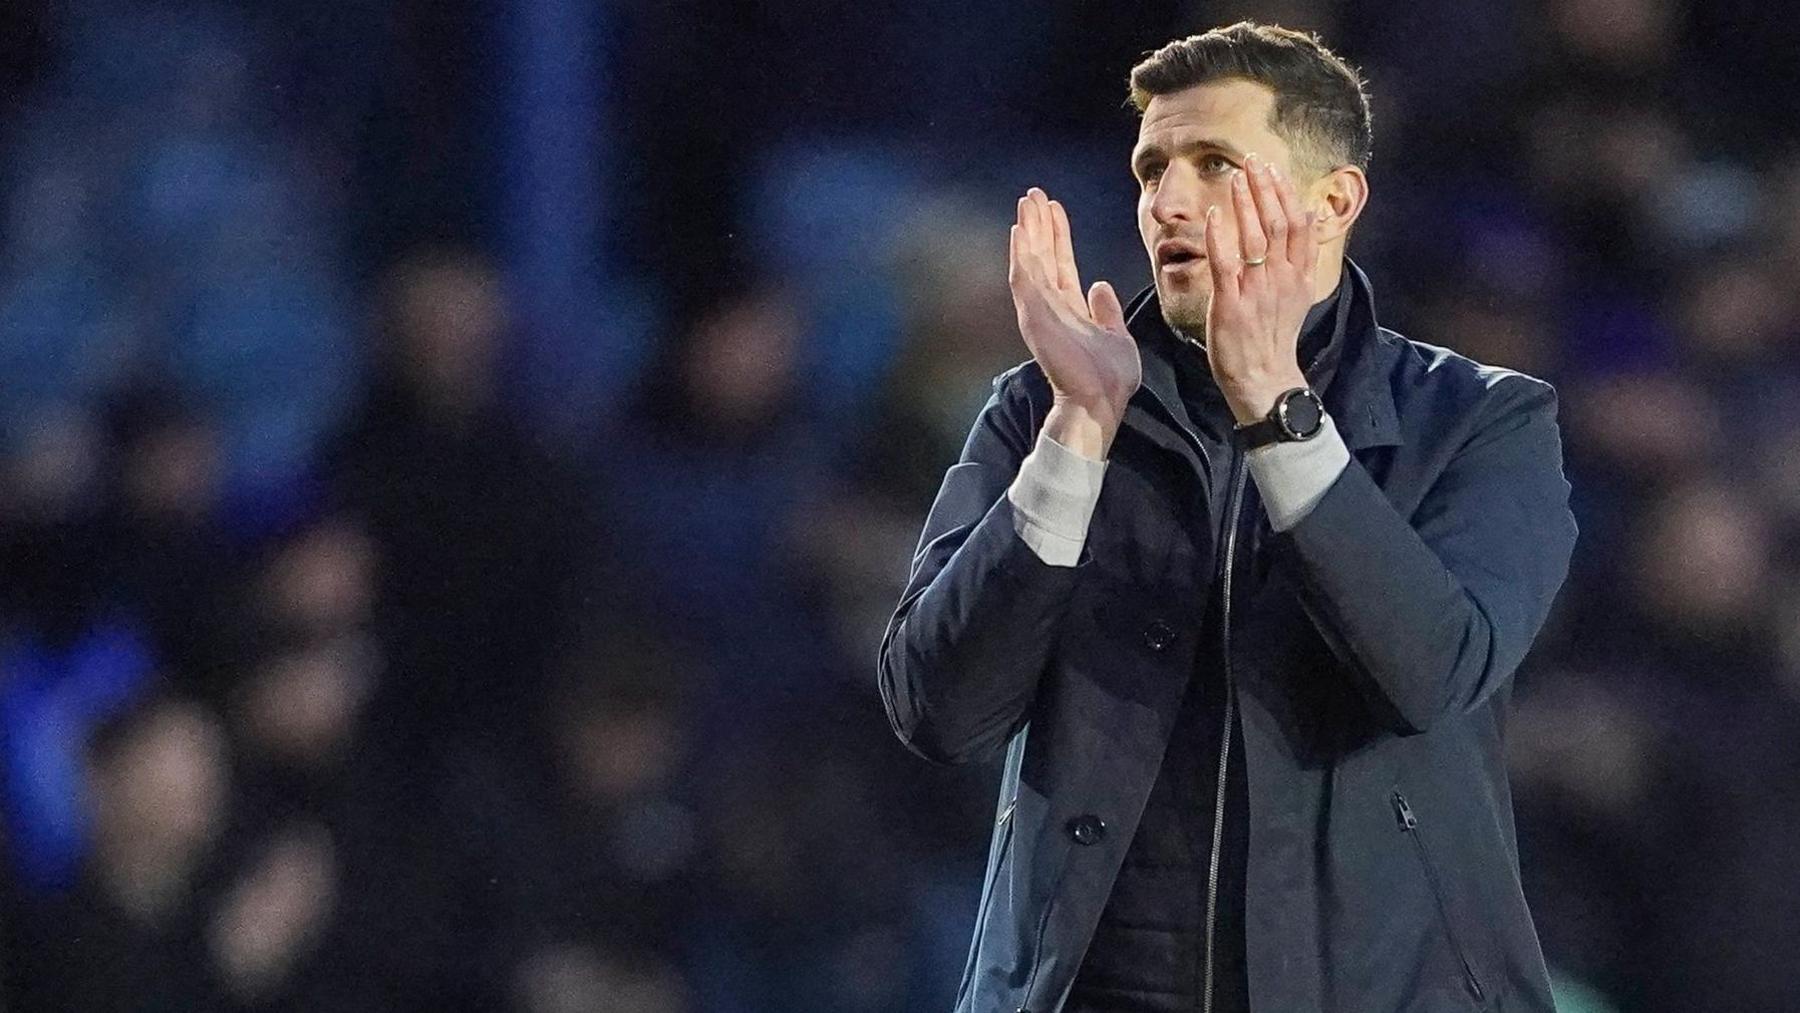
(878, 21, 1577, 1013)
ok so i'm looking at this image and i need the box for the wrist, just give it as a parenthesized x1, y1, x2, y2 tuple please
(1044, 398, 1122, 461)
(1225, 373, 1309, 426)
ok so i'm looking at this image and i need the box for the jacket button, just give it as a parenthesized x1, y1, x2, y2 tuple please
(1142, 620, 1174, 652)
(1067, 814, 1106, 846)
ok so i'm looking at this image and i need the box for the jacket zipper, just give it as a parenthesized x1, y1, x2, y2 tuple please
(1136, 380, 1215, 472)
(1128, 318, 1331, 1012)
(1202, 454, 1248, 1013)
(1392, 791, 1486, 1003)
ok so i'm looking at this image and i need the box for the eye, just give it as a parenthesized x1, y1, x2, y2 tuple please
(1200, 153, 1234, 174)
(1139, 163, 1165, 186)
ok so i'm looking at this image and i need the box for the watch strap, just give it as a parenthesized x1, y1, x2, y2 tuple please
(1235, 416, 1286, 450)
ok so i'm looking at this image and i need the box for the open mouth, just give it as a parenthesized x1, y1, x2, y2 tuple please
(1157, 241, 1204, 269)
(1159, 249, 1204, 274)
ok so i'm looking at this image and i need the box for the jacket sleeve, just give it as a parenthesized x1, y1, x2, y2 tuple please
(877, 369, 1089, 765)
(1273, 375, 1577, 734)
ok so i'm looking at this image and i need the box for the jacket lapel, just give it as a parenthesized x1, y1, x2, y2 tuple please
(1121, 285, 1210, 480)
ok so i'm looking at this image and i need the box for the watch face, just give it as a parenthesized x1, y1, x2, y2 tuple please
(1278, 389, 1324, 439)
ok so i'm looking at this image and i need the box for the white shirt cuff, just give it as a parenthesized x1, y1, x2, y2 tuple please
(1006, 431, 1107, 566)
(1246, 412, 1351, 532)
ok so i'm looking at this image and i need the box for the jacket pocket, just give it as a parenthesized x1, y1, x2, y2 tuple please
(956, 799, 1017, 1006)
(1392, 791, 1487, 1005)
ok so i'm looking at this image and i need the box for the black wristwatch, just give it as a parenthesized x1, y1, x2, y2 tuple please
(1234, 386, 1325, 449)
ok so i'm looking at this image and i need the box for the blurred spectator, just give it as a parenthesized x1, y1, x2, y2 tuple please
(603, 268, 842, 713)
(0, 410, 111, 645)
(324, 246, 595, 763)
(11, 697, 232, 1010)
(0, 414, 157, 894)
(205, 820, 340, 1006)
(230, 630, 377, 779)
(687, 707, 929, 1013)
(805, 194, 1031, 664)
(442, 622, 704, 1012)
(91, 383, 234, 685)
(1515, 477, 1800, 1009)
(852, 195, 1031, 509)
(1626, 480, 1778, 660)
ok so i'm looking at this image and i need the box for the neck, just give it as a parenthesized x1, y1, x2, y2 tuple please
(1312, 249, 1347, 304)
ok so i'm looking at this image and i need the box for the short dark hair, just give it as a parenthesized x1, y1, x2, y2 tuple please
(1129, 21, 1373, 178)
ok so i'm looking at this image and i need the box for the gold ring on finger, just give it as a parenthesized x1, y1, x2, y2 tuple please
(1244, 255, 1268, 267)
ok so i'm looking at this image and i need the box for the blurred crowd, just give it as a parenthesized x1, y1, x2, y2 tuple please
(1, 0, 1798, 1011)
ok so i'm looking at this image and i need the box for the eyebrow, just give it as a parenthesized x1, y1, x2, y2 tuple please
(1131, 136, 1246, 177)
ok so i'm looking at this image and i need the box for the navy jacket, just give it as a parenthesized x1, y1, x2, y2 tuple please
(878, 258, 1578, 1012)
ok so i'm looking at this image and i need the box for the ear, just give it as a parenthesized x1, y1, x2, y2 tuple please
(1311, 165, 1369, 244)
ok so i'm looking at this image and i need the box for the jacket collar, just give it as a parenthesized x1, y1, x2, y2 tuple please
(1121, 256, 1403, 454)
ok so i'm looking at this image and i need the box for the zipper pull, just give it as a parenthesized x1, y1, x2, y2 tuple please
(1391, 792, 1418, 831)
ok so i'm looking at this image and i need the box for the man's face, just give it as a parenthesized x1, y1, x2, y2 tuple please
(1133, 79, 1305, 338)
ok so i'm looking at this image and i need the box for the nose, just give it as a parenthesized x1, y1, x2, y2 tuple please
(1149, 161, 1201, 229)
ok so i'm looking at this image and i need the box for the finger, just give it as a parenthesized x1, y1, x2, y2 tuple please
(1203, 203, 1237, 296)
(1302, 206, 1320, 276)
(1049, 200, 1085, 313)
(1008, 223, 1047, 338)
(1008, 221, 1024, 290)
(1268, 162, 1310, 267)
(1009, 220, 1045, 300)
(1011, 203, 1027, 283)
(1018, 193, 1038, 250)
(1247, 158, 1289, 267)
(1022, 190, 1055, 286)
(1230, 168, 1267, 270)
(1300, 201, 1321, 277)
(1088, 280, 1125, 333)
(1014, 197, 1042, 285)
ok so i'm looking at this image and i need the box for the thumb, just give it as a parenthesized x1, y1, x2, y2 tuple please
(1088, 280, 1125, 333)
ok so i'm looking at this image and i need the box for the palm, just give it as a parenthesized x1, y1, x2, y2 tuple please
(1008, 190, 1140, 414)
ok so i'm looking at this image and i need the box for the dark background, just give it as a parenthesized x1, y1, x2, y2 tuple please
(1, 1, 1798, 1010)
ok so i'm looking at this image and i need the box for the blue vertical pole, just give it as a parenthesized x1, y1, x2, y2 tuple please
(505, 0, 640, 438)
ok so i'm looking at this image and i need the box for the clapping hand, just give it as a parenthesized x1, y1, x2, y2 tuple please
(1007, 187, 1141, 459)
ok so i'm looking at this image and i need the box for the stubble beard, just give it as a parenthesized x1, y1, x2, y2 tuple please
(1159, 284, 1211, 346)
